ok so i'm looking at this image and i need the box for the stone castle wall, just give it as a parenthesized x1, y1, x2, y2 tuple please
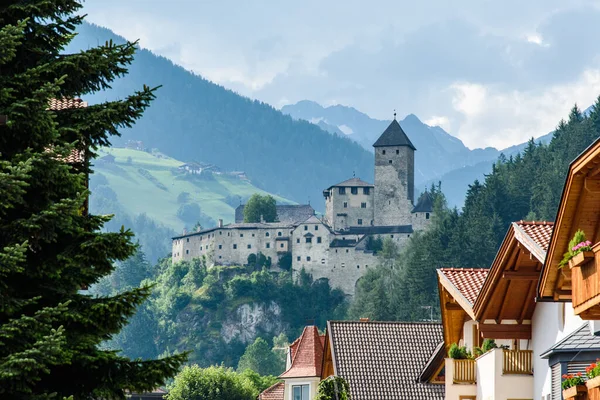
(374, 145, 414, 226)
(325, 187, 374, 231)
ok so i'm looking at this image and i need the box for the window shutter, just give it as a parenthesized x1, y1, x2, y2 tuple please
(567, 361, 589, 377)
(551, 363, 562, 400)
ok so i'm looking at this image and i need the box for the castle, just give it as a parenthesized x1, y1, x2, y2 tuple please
(171, 118, 433, 295)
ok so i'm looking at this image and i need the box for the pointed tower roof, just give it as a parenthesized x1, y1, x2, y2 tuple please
(373, 119, 416, 150)
(279, 326, 323, 379)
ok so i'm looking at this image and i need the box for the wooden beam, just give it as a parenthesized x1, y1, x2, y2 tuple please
(479, 323, 532, 340)
(495, 282, 510, 323)
(518, 281, 536, 324)
(502, 271, 540, 280)
(585, 177, 600, 194)
(445, 302, 464, 311)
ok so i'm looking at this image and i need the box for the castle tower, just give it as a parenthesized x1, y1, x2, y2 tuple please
(373, 116, 415, 226)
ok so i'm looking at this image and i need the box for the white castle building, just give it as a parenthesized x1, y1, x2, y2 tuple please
(172, 118, 433, 295)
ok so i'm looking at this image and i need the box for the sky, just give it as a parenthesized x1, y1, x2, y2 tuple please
(82, 0, 600, 149)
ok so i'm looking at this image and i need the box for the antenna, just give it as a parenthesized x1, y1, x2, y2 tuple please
(393, 109, 397, 120)
(420, 305, 434, 322)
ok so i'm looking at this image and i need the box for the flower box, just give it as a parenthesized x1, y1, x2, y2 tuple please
(569, 251, 595, 269)
(563, 385, 588, 400)
(588, 376, 600, 400)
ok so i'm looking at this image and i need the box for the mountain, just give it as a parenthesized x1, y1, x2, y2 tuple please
(68, 23, 373, 211)
(281, 100, 500, 185)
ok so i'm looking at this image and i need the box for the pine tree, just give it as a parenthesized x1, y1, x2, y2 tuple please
(0, 2, 185, 398)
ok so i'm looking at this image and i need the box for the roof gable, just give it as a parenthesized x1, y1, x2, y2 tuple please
(373, 119, 416, 150)
(438, 268, 488, 313)
(279, 326, 323, 379)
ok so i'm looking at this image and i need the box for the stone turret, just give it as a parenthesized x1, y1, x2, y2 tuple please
(373, 117, 415, 226)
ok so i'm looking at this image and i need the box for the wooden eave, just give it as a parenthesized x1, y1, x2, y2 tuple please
(539, 138, 600, 301)
(473, 224, 541, 325)
(437, 274, 470, 351)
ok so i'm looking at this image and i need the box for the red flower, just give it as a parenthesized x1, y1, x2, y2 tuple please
(578, 372, 583, 376)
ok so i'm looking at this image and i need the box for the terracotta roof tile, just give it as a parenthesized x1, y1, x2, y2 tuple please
(515, 220, 554, 252)
(328, 321, 443, 400)
(48, 98, 87, 110)
(438, 268, 488, 306)
(259, 382, 284, 400)
(279, 326, 323, 379)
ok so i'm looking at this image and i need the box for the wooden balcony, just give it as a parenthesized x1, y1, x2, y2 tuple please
(453, 359, 476, 384)
(570, 244, 600, 319)
(502, 350, 533, 375)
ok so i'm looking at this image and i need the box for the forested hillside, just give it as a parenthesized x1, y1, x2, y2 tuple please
(68, 23, 373, 208)
(350, 100, 600, 321)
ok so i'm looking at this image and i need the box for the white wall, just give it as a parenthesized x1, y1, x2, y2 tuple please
(476, 348, 534, 400)
(283, 377, 320, 400)
(444, 358, 477, 400)
(532, 301, 583, 399)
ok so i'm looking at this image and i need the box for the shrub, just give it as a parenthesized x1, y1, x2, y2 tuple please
(481, 339, 497, 352)
(448, 343, 471, 360)
(559, 229, 592, 267)
(278, 252, 292, 270)
(315, 376, 351, 400)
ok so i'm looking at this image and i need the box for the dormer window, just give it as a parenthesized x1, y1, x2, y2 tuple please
(339, 187, 346, 195)
(351, 187, 358, 195)
(426, 212, 430, 219)
(293, 385, 310, 400)
(363, 187, 370, 195)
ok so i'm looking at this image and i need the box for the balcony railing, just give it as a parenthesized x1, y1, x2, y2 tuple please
(502, 350, 533, 375)
(453, 359, 476, 384)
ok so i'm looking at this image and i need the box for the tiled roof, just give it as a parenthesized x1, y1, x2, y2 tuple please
(327, 321, 444, 400)
(373, 119, 416, 149)
(339, 225, 413, 235)
(258, 382, 284, 400)
(438, 268, 488, 306)
(235, 204, 315, 224)
(173, 222, 293, 239)
(328, 177, 374, 188)
(541, 323, 600, 358)
(330, 239, 358, 248)
(280, 326, 323, 379)
(514, 220, 554, 253)
(412, 191, 434, 213)
(48, 98, 87, 110)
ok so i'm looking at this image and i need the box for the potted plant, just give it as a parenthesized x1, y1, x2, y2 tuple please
(559, 230, 594, 269)
(586, 360, 600, 395)
(562, 373, 587, 399)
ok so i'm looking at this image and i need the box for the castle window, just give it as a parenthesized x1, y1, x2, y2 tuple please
(357, 265, 360, 269)
(389, 160, 393, 164)
(366, 265, 369, 268)
(351, 187, 358, 195)
(426, 212, 430, 219)
(361, 202, 367, 208)
(186, 238, 189, 243)
(321, 259, 325, 264)
(278, 231, 282, 236)
(307, 256, 311, 261)
(343, 202, 348, 208)
(315, 225, 318, 231)
(363, 187, 370, 195)
(408, 234, 410, 238)
(346, 249, 349, 253)
(391, 235, 394, 238)
(297, 256, 301, 261)
(358, 219, 363, 225)
(339, 187, 346, 195)
(219, 255, 222, 259)
(233, 244, 237, 249)
(317, 237, 322, 244)
(296, 238, 300, 243)
(186, 250, 189, 254)
(382, 150, 386, 155)
(252, 233, 255, 237)
(304, 225, 308, 231)
(218, 245, 222, 249)
(247, 244, 251, 249)
(200, 246, 202, 251)
(266, 232, 270, 237)
(306, 237, 312, 244)
(266, 243, 270, 249)
(280, 243, 284, 248)
(220, 231, 222, 235)
(228, 232, 230, 236)
(335, 249, 338, 253)
(396, 149, 399, 154)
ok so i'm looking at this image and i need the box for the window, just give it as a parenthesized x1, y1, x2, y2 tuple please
(297, 256, 301, 261)
(358, 219, 363, 225)
(219, 255, 222, 259)
(296, 238, 300, 243)
(304, 225, 308, 231)
(396, 149, 399, 154)
(218, 245, 222, 249)
(278, 231, 282, 236)
(247, 244, 251, 249)
(346, 249, 349, 253)
(357, 265, 360, 269)
(361, 202, 367, 208)
(280, 243, 284, 248)
(227, 232, 230, 236)
(382, 150, 386, 155)
(240, 233, 244, 237)
(186, 238, 189, 243)
(315, 225, 319, 231)
(252, 233, 255, 237)
(266, 232, 270, 237)
(186, 249, 189, 254)
(343, 202, 348, 208)
(339, 187, 346, 195)
(307, 256, 311, 261)
(426, 212, 430, 219)
(266, 243, 270, 248)
(219, 231, 222, 235)
(306, 237, 312, 244)
(321, 259, 325, 264)
(317, 237, 322, 243)
(363, 187, 370, 195)
(389, 160, 393, 164)
(351, 187, 358, 195)
(391, 235, 394, 238)
(200, 246, 202, 250)
(233, 244, 237, 249)
(293, 385, 310, 400)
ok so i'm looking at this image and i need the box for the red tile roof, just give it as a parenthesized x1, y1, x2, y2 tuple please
(48, 98, 87, 110)
(259, 382, 284, 400)
(280, 326, 323, 379)
(438, 268, 488, 306)
(515, 220, 554, 252)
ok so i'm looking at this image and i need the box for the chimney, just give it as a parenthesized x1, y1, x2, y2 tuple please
(260, 214, 265, 223)
(196, 225, 202, 232)
(183, 228, 187, 235)
(218, 219, 223, 228)
(359, 318, 370, 322)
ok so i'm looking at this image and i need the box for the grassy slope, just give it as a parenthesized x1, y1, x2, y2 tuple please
(94, 148, 290, 231)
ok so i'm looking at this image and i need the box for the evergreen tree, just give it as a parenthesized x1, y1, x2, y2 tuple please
(237, 337, 282, 376)
(0, 2, 185, 398)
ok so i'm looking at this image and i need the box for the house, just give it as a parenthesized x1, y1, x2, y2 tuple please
(321, 320, 445, 399)
(178, 162, 203, 174)
(259, 325, 325, 400)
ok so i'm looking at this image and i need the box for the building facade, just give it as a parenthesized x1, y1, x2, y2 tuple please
(172, 118, 433, 295)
